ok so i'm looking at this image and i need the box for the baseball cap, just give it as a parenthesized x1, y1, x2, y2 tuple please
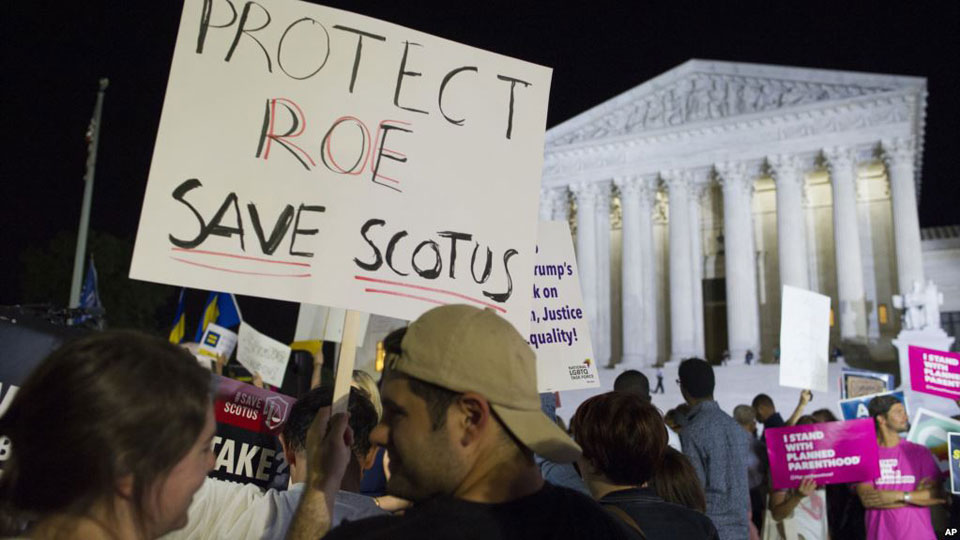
(389, 304, 581, 463)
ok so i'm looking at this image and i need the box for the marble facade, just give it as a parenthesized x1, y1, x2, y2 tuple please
(540, 60, 931, 367)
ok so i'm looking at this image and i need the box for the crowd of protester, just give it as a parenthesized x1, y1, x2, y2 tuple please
(0, 304, 952, 539)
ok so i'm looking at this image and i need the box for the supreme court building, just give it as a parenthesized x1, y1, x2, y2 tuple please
(538, 59, 948, 368)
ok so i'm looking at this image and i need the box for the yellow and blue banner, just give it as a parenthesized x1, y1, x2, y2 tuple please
(194, 292, 243, 342)
(169, 288, 187, 344)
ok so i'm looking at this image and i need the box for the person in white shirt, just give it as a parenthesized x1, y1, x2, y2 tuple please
(163, 386, 386, 540)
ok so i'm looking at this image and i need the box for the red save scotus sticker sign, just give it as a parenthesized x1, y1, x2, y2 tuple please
(211, 374, 297, 488)
(213, 374, 294, 433)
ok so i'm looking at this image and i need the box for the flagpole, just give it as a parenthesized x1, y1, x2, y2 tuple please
(69, 77, 109, 307)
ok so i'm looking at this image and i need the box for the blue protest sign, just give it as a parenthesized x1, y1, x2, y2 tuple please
(838, 390, 906, 421)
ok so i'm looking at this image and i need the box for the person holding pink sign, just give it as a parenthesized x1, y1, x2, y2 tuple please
(765, 416, 829, 540)
(856, 394, 945, 540)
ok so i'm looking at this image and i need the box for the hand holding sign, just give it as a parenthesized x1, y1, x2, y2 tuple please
(304, 408, 353, 492)
(215, 353, 227, 375)
(797, 477, 817, 496)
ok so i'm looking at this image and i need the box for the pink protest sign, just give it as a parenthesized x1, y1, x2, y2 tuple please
(766, 418, 880, 490)
(909, 345, 960, 399)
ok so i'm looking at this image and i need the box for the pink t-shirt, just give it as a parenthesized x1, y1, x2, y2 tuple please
(864, 440, 940, 540)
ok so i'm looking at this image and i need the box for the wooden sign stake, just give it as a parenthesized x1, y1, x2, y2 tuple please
(331, 310, 364, 415)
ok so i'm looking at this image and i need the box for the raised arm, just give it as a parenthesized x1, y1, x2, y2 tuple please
(785, 390, 812, 426)
(287, 411, 353, 540)
(310, 349, 324, 390)
(214, 353, 227, 376)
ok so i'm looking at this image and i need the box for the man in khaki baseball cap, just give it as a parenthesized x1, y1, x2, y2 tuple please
(386, 304, 582, 466)
(290, 304, 641, 540)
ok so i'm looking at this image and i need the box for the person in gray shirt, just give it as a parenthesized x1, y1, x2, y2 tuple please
(677, 358, 749, 540)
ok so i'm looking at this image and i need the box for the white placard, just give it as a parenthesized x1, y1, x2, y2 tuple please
(779, 285, 831, 392)
(295, 304, 370, 346)
(295, 304, 345, 341)
(237, 322, 291, 387)
(197, 323, 238, 359)
(529, 221, 598, 392)
(129, 0, 551, 334)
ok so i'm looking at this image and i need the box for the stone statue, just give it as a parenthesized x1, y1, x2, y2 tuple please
(893, 281, 923, 330)
(893, 280, 944, 331)
(923, 280, 944, 330)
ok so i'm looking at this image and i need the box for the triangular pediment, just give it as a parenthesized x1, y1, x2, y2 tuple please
(546, 59, 925, 148)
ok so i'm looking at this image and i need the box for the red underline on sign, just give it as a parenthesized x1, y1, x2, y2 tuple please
(171, 247, 311, 267)
(171, 257, 312, 278)
(364, 288, 447, 306)
(354, 275, 507, 313)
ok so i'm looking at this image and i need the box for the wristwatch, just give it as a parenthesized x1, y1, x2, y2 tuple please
(903, 491, 912, 503)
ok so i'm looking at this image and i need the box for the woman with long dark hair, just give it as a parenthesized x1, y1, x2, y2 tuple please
(0, 331, 215, 539)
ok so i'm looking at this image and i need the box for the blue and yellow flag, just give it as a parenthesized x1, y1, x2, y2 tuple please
(194, 292, 243, 342)
(169, 288, 187, 344)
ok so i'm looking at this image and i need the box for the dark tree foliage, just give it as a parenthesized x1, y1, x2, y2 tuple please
(19, 230, 175, 334)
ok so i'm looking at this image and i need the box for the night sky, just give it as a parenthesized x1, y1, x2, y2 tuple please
(2, 1, 957, 335)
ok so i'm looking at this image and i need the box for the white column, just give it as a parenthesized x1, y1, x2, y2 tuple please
(856, 175, 881, 339)
(615, 176, 642, 367)
(570, 183, 600, 360)
(615, 175, 657, 367)
(595, 181, 613, 367)
(769, 154, 810, 290)
(689, 174, 708, 358)
(717, 161, 761, 363)
(825, 146, 868, 340)
(539, 187, 568, 222)
(638, 179, 659, 366)
(883, 137, 925, 295)
(663, 170, 697, 362)
(804, 184, 821, 293)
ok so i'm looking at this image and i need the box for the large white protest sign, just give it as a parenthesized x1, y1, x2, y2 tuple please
(130, 0, 552, 334)
(529, 221, 598, 392)
(237, 322, 291, 387)
(779, 285, 831, 392)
